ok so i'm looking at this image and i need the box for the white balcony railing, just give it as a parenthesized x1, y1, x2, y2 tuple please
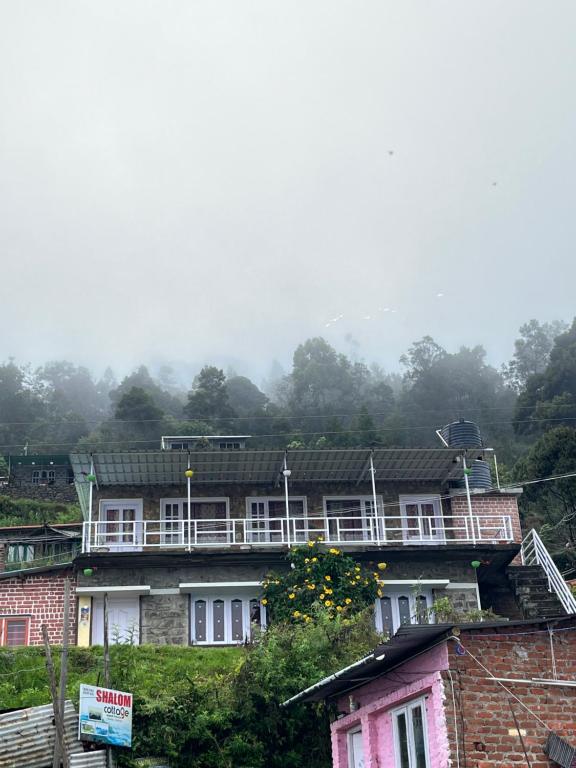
(82, 514, 514, 553)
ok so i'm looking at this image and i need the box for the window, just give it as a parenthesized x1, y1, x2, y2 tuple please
(375, 588, 433, 635)
(160, 498, 230, 545)
(7, 544, 35, 565)
(0, 617, 30, 646)
(98, 500, 143, 551)
(218, 442, 241, 450)
(32, 469, 56, 485)
(399, 496, 444, 543)
(190, 595, 266, 644)
(246, 497, 307, 543)
(347, 727, 366, 768)
(323, 496, 382, 542)
(392, 698, 430, 768)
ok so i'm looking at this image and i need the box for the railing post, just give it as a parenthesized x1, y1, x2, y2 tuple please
(283, 453, 291, 549)
(369, 452, 380, 546)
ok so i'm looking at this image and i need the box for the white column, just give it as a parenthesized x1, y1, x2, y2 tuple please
(187, 455, 192, 552)
(86, 458, 94, 553)
(369, 452, 381, 545)
(283, 453, 291, 548)
(462, 455, 476, 545)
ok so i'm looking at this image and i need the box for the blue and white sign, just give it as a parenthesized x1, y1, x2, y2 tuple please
(79, 684, 133, 748)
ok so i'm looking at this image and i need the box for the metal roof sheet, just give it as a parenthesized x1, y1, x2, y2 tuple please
(71, 447, 480, 488)
(0, 701, 84, 768)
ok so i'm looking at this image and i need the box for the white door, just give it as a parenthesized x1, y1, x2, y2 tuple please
(348, 729, 366, 768)
(401, 497, 445, 543)
(98, 500, 143, 551)
(92, 596, 140, 645)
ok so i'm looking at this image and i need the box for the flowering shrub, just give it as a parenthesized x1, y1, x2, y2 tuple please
(262, 541, 384, 623)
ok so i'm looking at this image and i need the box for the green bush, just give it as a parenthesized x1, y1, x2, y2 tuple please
(0, 495, 81, 527)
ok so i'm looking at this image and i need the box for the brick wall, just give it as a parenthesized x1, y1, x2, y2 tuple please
(449, 492, 523, 543)
(0, 570, 76, 645)
(444, 621, 576, 766)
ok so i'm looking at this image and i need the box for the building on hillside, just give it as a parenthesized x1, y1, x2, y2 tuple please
(161, 435, 251, 451)
(1, 454, 77, 503)
(0, 524, 80, 646)
(284, 616, 576, 768)
(68, 424, 576, 648)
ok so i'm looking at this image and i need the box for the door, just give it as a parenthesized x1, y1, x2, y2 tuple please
(92, 595, 140, 645)
(348, 728, 366, 768)
(98, 500, 143, 551)
(400, 496, 445, 543)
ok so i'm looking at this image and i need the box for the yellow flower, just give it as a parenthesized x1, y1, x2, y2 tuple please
(325, 575, 332, 581)
(304, 558, 310, 563)
(344, 597, 352, 604)
(318, 536, 324, 541)
(308, 541, 314, 548)
(325, 600, 332, 607)
(305, 616, 312, 623)
(355, 574, 361, 580)
(377, 589, 383, 598)
(325, 588, 333, 595)
(343, 619, 350, 626)
(319, 593, 325, 600)
(261, 599, 268, 605)
(293, 610, 301, 618)
(306, 568, 312, 573)
(377, 562, 387, 571)
(288, 593, 295, 600)
(354, 566, 361, 572)
(336, 606, 343, 612)
(311, 557, 318, 563)
(329, 548, 340, 555)
(308, 584, 316, 590)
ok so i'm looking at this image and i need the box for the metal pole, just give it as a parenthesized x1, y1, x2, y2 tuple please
(462, 455, 476, 545)
(493, 452, 501, 490)
(369, 452, 380, 545)
(187, 453, 192, 552)
(87, 459, 94, 554)
(283, 453, 291, 548)
(103, 593, 112, 768)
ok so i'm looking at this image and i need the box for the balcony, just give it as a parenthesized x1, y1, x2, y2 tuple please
(82, 514, 514, 553)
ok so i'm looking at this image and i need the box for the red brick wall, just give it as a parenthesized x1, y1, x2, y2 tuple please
(449, 493, 522, 543)
(443, 621, 576, 766)
(0, 570, 76, 645)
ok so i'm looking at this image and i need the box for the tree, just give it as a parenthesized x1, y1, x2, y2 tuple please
(184, 367, 236, 423)
(514, 319, 576, 433)
(503, 319, 568, 392)
(226, 376, 269, 416)
(115, 387, 164, 423)
(514, 426, 576, 570)
(110, 366, 184, 418)
(400, 336, 446, 382)
(0, 360, 46, 452)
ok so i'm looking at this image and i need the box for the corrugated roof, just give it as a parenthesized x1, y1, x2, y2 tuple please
(0, 701, 84, 768)
(71, 447, 479, 487)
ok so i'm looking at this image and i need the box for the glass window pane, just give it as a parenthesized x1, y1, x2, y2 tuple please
(213, 599, 225, 642)
(194, 600, 206, 642)
(411, 704, 428, 768)
(398, 596, 411, 625)
(231, 599, 244, 641)
(395, 712, 410, 768)
(6, 620, 27, 646)
(380, 597, 394, 634)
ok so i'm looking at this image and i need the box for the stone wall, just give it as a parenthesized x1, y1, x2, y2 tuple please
(0, 485, 78, 504)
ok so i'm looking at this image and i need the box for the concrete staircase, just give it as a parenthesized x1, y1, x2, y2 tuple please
(506, 564, 567, 619)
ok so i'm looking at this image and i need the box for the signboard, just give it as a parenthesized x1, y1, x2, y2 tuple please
(78, 684, 133, 748)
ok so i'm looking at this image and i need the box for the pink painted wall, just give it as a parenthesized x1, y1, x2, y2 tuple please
(331, 643, 450, 768)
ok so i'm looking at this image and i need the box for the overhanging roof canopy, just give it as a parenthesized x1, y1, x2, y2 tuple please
(70, 447, 485, 487)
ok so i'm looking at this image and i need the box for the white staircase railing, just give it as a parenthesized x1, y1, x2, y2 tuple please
(520, 528, 576, 615)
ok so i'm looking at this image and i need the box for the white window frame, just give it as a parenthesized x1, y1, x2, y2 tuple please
(32, 469, 56, 485)
(391, 696, 431, 768)
(98, 499, 144, 551)
(347, 726, 366, 768)
(160, 497, 231, 545)
(399, 495, 445, 543)
(323, 495, 383, 542)
(374, 587, 434, 635)
(245, 496, 308, 543)
(190, 592, 267, 645)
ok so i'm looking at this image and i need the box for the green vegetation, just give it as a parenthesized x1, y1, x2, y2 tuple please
(0, 613, 378, 768)
(263, 541, 383, 623)
(0, 495, 81, 527)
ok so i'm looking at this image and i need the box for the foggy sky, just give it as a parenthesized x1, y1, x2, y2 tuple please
(1, 1, 575, 383)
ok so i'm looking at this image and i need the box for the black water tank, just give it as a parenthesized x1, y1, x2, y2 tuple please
(468, 459, 493, 490)
(440, 420, 482, 449)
